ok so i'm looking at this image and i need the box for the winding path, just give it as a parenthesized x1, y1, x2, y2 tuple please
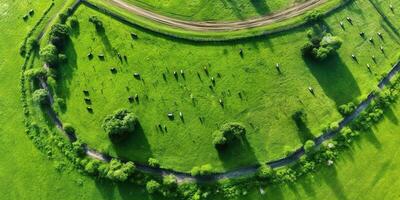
(103, 0, 327, 31)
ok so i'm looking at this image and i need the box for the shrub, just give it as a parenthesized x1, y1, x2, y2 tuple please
(256, 163, 273, 179)
(40, 44, 58, 66)
(303, 140, 316, 153)
(69, 18, 79, 29)
(26, 37, 38, 52)
(102, 109, 138, 142)
(212, 122, 246, 148)
(148, 158, 160, 167)
(25, 68, 47, 80)
(63, 123, 75, 135)
(163, 175, 177, 188)
(298, 157, 316, 175)
(32, 89, 49, 105)
(338, 102, 357, 116)
(190, 164, 213, 176)
(305, 10, 323, 23)
(274, 168, 297, 183)
(72, 140, 85, 157)
(146, 180, 161, 194)
(99, 159, 135, 182)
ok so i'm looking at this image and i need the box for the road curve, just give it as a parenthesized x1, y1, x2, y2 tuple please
(94, 0, 327, 31)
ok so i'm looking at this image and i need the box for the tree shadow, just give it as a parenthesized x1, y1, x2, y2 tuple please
(304, 54, 361, 106)
(97, 28, 114, 54)
(293, 118, 314, 143)
(370, 159, 392, 187)
(217, 136, 258, 170)
(113, 122, 153, 164)
(94, 179, 116, 200)
(384, 106, 399, 125)
(221, 0, 245, 20)
(321, 167, 348, 200)
(250, 0, 270, 16)
(363, 128, 382, 149)
(55, 37, 78, 113)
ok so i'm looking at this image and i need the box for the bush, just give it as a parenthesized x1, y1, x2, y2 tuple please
(256, 163, 273, 179)
(303, 140, 316, 153)
(26, 37, 38, 52)
(72, 140, 85, 157)
(40, 44, 58, 66)
(163, 175, 177, 188)
(190, 164, 213, 176)
(63, 123, 75, 135)
(25, 68, 47, 80)
(148, 158, 160, 167)
(99, 159, 135, 182)
(212, 122, 246, 148)
(338, 102, 357, 116)
(69, 18, 79, 29)
(102, 109, 138, 142)
(146, 180, 161, 194)
(274, 168, 297, 183)
(305, 10, 323, 23)
(32, 89, 49, 105)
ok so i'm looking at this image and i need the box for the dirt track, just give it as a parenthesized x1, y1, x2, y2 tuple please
(107, 0, 327, 31)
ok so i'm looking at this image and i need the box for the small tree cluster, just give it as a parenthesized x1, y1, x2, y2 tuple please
(212, 122, 246, 148)
(190, 164, 213, 176)
(102, 109, 138, 142)
(98, 159, 135, 182)
(338, 102, 357, 116)
(303, 140, 316, 154)
(256, 163, 273, 179)
(302, 33, 342, 61)
(305, 10, 323, 23)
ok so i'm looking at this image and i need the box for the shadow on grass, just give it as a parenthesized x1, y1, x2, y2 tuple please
(250, 0, 270, 16)
(304, 54, 361, 106)
(294, 118, 314, 143)
(113, 122, 153, 164)
(384, 106, 399, 125)
(217, 136, 258, 170)
(363, 128, 382, 149)
(321, 167, 348, 200)
(55, 38, 78, 113)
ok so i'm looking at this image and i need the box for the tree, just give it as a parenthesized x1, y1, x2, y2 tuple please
(305, 10, 323, 23)
(304, 140, 316, 153)
(25, 68, 47, 80)
(163, 175, 177, 189)
(212, 122, 246, 148)
(102, 159, 135, 182)
(148, 158, 160, 167)
(146, 180, 161, 194)
(102, 109, 138, 142)
(40, 44, 58, 66)
(301, 32, 342, 61)
(190, 164, 213, 176)
(256, 163, 274, 179)
(32, 89, 49, 105)
(49, 23, 69, 49)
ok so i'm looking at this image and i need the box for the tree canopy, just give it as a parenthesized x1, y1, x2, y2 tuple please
(102, 109, 138, 141)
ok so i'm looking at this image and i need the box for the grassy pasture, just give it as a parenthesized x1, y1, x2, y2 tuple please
(123, 0, 310, 21)
(55, 0, 400, 173)
(237, 100, 400, 200)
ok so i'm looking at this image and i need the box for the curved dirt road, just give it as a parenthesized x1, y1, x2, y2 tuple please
(101, 0, 327, 31)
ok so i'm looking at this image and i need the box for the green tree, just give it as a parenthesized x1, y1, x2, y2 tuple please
(32, 89, 49, 105)
(256, 163, 274, 179)
(102, 109, 138, 142)
(146, 180, 161, 194)
(40, 44, 58, 66)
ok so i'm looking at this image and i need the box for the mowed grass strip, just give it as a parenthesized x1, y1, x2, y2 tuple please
(55, 0, 400, 173)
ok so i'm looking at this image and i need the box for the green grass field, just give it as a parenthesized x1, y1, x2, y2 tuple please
(53, 0, 400, 173)
(239, 100, 400, 200)
(123, 0, 309, 21)
(3, 0, 400, 199)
